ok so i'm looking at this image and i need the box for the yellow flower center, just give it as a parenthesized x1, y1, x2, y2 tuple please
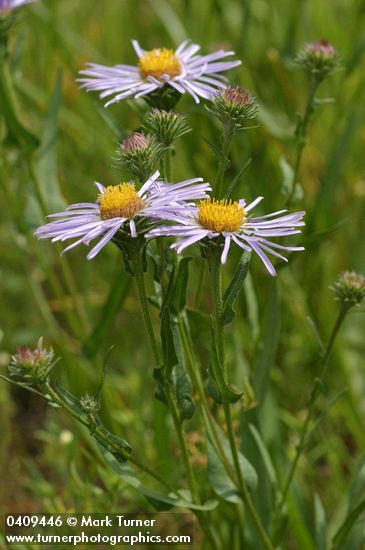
(197, 199, 245, 232)
(99, 183, 145, 220)
(139, 48, 182, 80)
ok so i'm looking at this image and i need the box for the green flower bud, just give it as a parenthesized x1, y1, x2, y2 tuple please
(206, 86, 258, 130)
(142, 109, 191, 147)
(8, 338, 57, 383)
(114, 131, 164, 181)
(295, 40, 340, 81)
(80, 394, 100, 416)
(332, 271, 365, 308)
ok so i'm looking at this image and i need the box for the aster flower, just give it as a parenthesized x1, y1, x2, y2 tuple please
(0, 0, 36, 15)
(35, 171, 211, 260)
(147, 197, 305, 276)
(78, 39, 241, 107)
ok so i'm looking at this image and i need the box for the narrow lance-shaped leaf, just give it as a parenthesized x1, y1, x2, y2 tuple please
(314, 494, 327, 550)
(207, 321, 243, 404)
(253, 282, 280, 404)
(99, 447, 217, 512)
(222, 251, 251, 325)
(206, 417, 257, 503)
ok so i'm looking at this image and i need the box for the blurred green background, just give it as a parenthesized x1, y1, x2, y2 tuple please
(1, 0, 365, 548)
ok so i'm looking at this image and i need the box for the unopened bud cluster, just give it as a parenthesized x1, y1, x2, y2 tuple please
(295, 40, 340, 80)
(80, 393, 100, 416)
(332, 271, 365, 308)
(207, 86, 258, 130)
(8, 338, 57, 383)
(114, 131, 164, 181)
(142, 109, 191, 147)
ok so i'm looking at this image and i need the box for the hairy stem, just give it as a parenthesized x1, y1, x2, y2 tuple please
(215, 122, 234, 198)
(287, 75, 320, 207)
(207, 247, 274, 550)
(277, 305, 350, 514)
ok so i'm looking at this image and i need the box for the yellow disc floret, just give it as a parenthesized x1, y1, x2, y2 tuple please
(99, 183, 145, 220)
(139, 48, 182, 80)
(197, 199, 245, 233)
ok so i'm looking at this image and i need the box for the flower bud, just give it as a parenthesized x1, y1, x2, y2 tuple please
(295, 40, 340, 80)
(8, 338, 57, 383)
(206, 86, 258, 130)
(121, 132, 150, 153)
(80, 394, 100, 416)
(142, 109, 191, 147)
(114, 131, 164, 181)
(332, 271, 365, 308)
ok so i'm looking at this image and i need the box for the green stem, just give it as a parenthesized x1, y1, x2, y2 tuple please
(178, 314, 236, 482)
(287, 75, 320, 207)
(44, 382, 173, 492)
(131, 256, 218, 548)
(132, 254, 161, 365)
(207, 247, 273, 550)
(277, 305, 350, 514)
(215, 122, 234, 198)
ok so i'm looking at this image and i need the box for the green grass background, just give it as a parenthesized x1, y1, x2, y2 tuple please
(1, 0, 365, 548)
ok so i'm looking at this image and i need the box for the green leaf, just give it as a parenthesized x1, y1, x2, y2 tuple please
(279, 155, 294, 197)
(332, 497, 365, 548)
(170, 257, 192, 315)
(156, 308, 195, 420)
(207, 321, 243, 404)
(223, 158, 252, 198)
(160, 307, 179, 380)
(33, 69, 67, 213)
(206, 419, 257, 503)
(94, 422, 132, 456)
(222, 251, 251, 325)
(170, 317, 195, 421)
(248, 424, 278, 488)
(99, 447, 217, 511)
(0, 60, 39, 153)
(202, 136, 228, 164)
(253, 283, 280, 404)
(53, 380, 86, 417)
(314, 494, 327, 550)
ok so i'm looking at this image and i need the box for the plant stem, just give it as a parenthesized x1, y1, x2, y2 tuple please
(132, 254, 161, 365)
(44, 382, 173, 492)
(178, 314, 236, 482)
(207, 247, 274, 550)
(277, 305, 350, 514)
(287, 75, 320, 207)
(131, 255, 218, 548)
(215, 122, 234, 198)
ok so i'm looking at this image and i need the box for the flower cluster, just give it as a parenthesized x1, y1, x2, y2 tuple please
(35, 171, 211, 260)
(36, 175, 305, 275)
(35, 36, 306, 276)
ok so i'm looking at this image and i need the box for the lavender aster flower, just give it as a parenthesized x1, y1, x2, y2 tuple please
(0, 0, 36, 15)
(78, 39, 241, 107)
(35, 171, 211, 260)
(147, 197, 305, 276)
